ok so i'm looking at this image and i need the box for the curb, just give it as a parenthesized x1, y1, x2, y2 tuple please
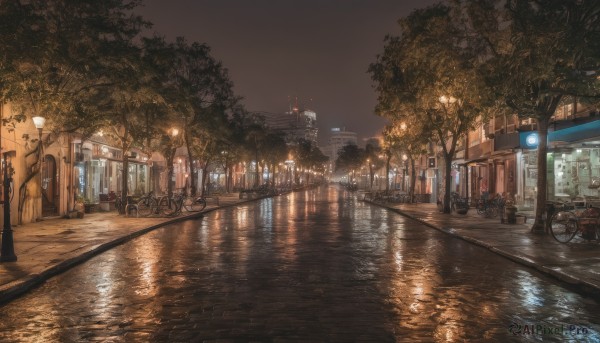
(0, 194, 274, 305)
(364, 199, 600, 299)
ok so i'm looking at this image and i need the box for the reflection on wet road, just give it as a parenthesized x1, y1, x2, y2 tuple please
(0, 186, 599, 342)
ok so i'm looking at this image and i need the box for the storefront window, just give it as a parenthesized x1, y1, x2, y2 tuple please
(74, 163, 85, 200)
(88, 159, 107, 202)
(522, 151, 537, 208)
(128, 163, 148, 196)
(551, 148, 600, 200)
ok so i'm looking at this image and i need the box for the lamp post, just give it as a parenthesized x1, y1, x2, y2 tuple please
(402, 154, 408, 192)
(32, 116, 46, 217)
(1, 151, 16, 262)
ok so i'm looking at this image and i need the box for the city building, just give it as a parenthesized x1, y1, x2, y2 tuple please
(260, 106, 318, 146)
(325, 127, 358, 161)
(322, 127, 358, 182)
(446, 100, 600, 210)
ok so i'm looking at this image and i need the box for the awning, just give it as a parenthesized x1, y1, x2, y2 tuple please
(548, 119, 600, 143)
(460, 157, 488, 166)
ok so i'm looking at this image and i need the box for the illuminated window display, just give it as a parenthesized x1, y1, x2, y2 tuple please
(550, 148, 600, 201)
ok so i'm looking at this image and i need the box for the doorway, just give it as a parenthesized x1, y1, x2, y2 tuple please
(42, 154, 59, 216)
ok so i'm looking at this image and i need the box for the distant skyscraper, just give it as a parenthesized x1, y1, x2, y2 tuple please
(259, 101, 318, 145)
(325, 127, 358, 161)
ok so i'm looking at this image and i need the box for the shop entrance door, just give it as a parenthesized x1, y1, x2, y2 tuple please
(496, 164, 505, 195)
(42, 155, 59, 217)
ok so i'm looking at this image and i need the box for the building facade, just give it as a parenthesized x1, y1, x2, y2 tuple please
(260, 107, 318, 146)
(444, 100, 600, 210)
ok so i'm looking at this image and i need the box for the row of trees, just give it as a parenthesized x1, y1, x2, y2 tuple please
(0, 0, 327, 216)
(369, 0, 600, 232)
(335, 140, 386, 190)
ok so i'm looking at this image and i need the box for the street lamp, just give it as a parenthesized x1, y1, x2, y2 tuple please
(32, 116, 46, 212)
(439, 95, 457, 105)
(1, 150, 17, 262)
(33, 116, 46, 137)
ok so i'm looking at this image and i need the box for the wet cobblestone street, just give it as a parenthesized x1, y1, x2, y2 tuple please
(0, 186, 599, 342)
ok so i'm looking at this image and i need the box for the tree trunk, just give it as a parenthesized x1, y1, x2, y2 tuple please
(121, 149, 129, 213)
(185, 136, 197, 196)
(254, 149, 260, 188)
(532, 117, 550, 233)
(410, 158, 417, 203)
(443, 154, 453, 214)
(226, 164, 231, 193)
(385, 156, 391, 192)
(166, 153, 175, 199)
(201, 165, 209, 196)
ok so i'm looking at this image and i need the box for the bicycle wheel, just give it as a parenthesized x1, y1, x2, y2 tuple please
(157, 196, 175, 216)
(184, 197, 206, 212)
(550, 211, 578, 243)
(137, 197, 154, 217)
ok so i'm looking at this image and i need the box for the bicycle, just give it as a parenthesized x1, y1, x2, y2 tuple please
(475, 194, 504, 218)
(549, 201, 600, 243)
(183, 195, 207, 212)
(136, 191, 172, 217)
(450, 192, 470, 214)
(115, 193, 141, 216)
(161, 192, 185, 217)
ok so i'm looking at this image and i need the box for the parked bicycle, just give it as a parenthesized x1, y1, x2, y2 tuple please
(475, 193, 505, 218)
(161, 192, 186, 217)
(450, 192, 470, 214)
(437, 192, 467, 213)
(115, 193, 141, 216)
(183, 194, 207, 212)
(549, 201, 600, 243)
(136, 191, 171, 217)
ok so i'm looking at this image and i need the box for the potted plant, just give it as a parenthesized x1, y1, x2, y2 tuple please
(72, 195, 85, 218)
(83, 198, 97, 213)
(504, 195, 518, 224)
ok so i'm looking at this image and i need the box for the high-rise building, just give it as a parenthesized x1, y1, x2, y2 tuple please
(259, 106, 318, 145)
(325, 127, 358, 161)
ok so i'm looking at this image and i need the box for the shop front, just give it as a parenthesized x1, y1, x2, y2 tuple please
(518, 119, 600, 208)
(74, 141, 149, 205)
(548, 147, 600, 204)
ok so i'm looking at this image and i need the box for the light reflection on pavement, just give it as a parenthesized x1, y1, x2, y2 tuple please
(0, 186, 598, 342)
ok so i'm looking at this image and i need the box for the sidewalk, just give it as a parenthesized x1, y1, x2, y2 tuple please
(0, 193, 252, 304)
(366, 198, 600, 298)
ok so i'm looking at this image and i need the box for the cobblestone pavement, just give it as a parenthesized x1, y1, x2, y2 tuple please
(0, 186, 599, 342)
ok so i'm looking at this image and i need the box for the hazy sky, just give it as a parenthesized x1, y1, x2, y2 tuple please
(138, 0, 439, 145)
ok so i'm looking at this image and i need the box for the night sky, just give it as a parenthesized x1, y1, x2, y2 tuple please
(138, 0, 439, 146)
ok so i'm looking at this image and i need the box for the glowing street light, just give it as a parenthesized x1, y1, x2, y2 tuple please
(33, 115, 46, 193)
(439, 95, 457, 105)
